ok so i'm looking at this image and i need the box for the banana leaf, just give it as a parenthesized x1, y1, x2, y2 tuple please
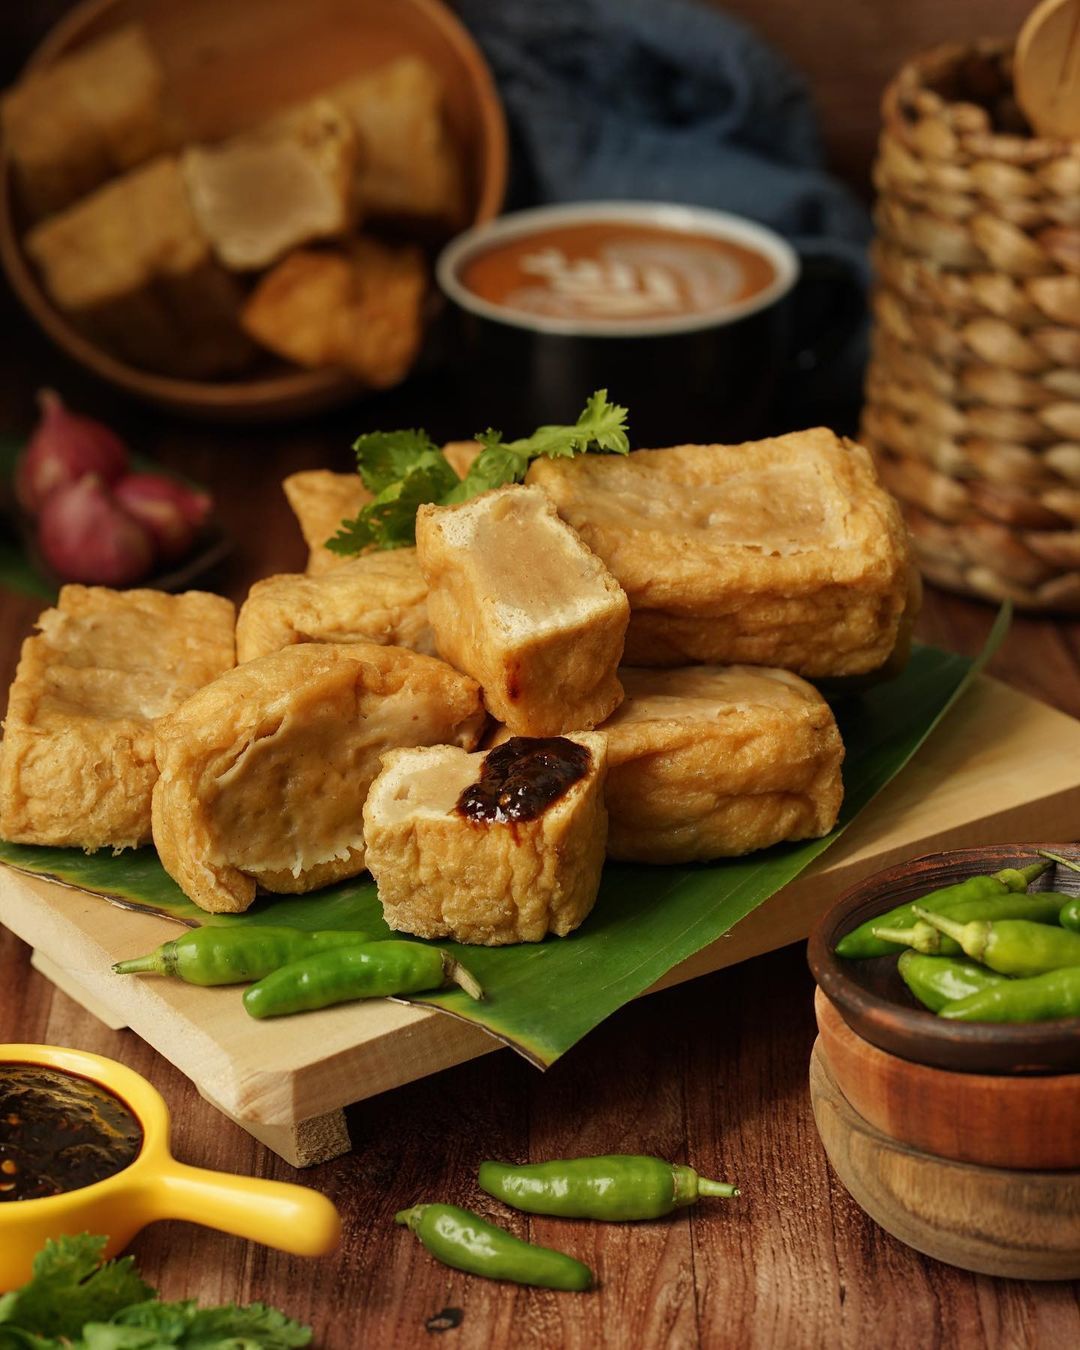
(0, 609, 1008, 1066)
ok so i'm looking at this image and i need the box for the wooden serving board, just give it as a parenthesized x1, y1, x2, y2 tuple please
(3, 675, 1080, 1167)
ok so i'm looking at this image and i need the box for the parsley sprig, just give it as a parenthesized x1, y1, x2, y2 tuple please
(326, 390, 629, 555)
(0, 1235, 311, 1349)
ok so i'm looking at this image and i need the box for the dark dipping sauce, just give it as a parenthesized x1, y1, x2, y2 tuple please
(456, 737, 591, 824)
(0, 1064, 142, 1202)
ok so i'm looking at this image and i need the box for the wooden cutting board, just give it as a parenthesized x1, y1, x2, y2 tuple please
(2, 675, 1080, 1167)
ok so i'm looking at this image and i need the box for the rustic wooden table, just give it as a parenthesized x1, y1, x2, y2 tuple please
(0, 282, 1078, 1347)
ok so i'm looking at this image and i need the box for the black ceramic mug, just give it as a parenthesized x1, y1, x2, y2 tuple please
(435, 201, 810, 446)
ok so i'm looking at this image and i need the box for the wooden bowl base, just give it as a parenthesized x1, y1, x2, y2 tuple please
(810, 1040, 1080, 1280)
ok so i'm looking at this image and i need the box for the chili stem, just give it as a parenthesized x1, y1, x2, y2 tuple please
(911, 906, 982, 958)
(1037, 849, 1080, 876)
(444, 956, 484, 1002)
(697, 1179, 740, 1197)
(112, 954, 165, 976)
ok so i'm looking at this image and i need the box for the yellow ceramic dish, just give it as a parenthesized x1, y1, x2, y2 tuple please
(0, 1043, 341, 1289)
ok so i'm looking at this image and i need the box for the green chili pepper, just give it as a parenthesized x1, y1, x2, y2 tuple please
(395, 1203, 592, 1291)
(477, 1154, 738, 1221)
(242, 940, 482, 1018)
(912, 907, 1080, 977)
(897, 950, 1008, 1013)
(870, 892, 1067, 956)
(834, 861, 1050, 959)
(112, 925, 378, 986)
(939, 966, 1080, 1023)
(1060, 897, 1080, 933)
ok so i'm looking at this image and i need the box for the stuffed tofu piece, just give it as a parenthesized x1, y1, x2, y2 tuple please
(236, 549, 434, 661)
(598, 666, 844, 863)
(282, 469, 371, 574)
(364, 733, 607, 945)
(527, 428, 913, 677)
(151, 643, 485, 914)
(416, 485, 629, 735)
(181, 99, 359, 272)
(0, 586, 235, 851)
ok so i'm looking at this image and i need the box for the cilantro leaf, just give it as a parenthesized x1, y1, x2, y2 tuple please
(0, 1237, 154, 1341)
(84, 1298, 312, 1349)
(1, 1239, 311, 1350)
(350, 429, 442, 494)
(327, 391, 630, 553)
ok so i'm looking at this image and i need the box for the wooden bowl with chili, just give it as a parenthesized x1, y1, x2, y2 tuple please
(807, 843, 1080, 1076)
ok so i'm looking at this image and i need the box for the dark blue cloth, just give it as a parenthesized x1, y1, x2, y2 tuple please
(455, 0, 871, 279)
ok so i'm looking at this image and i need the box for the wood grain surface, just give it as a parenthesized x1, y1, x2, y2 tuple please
(2, 1, 1080, 1343)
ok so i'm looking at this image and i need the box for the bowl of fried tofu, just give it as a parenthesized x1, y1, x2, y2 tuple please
(0, 0, 507, 419)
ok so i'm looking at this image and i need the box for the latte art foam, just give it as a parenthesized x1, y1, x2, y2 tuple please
(458, 219, 779, 329)
(506, 242, 748, 320)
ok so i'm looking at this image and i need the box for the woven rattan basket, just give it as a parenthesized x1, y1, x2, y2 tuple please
(860, 40, 1080, 610)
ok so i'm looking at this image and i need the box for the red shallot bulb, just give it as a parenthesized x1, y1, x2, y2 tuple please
(37, 474, 155, 586)
(15, 389, 129, 514)
(112, 473, 212, 563)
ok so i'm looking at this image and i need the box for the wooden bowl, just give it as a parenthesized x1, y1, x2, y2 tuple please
(815, 988, 1080, 1170)
(0, 0, 508, 421)
(807, 843, 1080, 1075)
(810, 1041, 1080, 1281)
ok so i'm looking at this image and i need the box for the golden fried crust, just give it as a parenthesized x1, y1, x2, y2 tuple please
(242, 238, 426, 390)
(598, 666, 844, 863)
(0, 586, 235, 851)
(330, 56, 465, 227)
(282, 470, 371, 575)
(364, 733, 608, 945)
(527, 429, 913, 677)
(236, 549, 434, 662)
(151, 643, 485, 914)
(282, 443, 476, 576)
(416, 485, 629, 735)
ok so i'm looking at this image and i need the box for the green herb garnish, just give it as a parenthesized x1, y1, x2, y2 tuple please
(326, 389, 629, 555)
(0, 1235, 311, 1349)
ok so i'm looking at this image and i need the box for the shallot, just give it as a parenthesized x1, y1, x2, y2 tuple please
(113, 473, 212, 563)
(37, 474, 155, 586)
(15, 390, 129, 514)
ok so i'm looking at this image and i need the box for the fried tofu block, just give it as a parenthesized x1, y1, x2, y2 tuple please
(416, 485, 629, 735)
(599, 666, 844, 863)
(331, 57, 466, 228)
(0, 587, 235, 851)
(152, 643, 485, 913)
(236, 549, 434, 662)
(2, 24, 178, 219)
(241, 237, 426, 387)
(25, 155, 253, 378)
(527, 429, 914, 677)
(181, 100, 359, 271)
(282, 470, 372, 575)
(282, 443, 481, 575)
(364, 733, 608, 945)
(442, 440, 482, 479)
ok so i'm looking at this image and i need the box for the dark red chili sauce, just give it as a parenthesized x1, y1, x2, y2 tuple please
(0, 1063, 142, 1202)
(456, 737, 591, 824)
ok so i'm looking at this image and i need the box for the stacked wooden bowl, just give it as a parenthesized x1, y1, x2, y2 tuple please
(861, 41, 1080, 611)
(808, 846, 1080, 1281)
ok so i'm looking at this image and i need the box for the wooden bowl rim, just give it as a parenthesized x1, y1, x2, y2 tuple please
(0, 0, 508, 416)
(807, 843, 1080, 1072)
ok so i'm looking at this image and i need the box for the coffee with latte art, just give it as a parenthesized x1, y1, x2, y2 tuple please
(460, 221, 778, 327)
